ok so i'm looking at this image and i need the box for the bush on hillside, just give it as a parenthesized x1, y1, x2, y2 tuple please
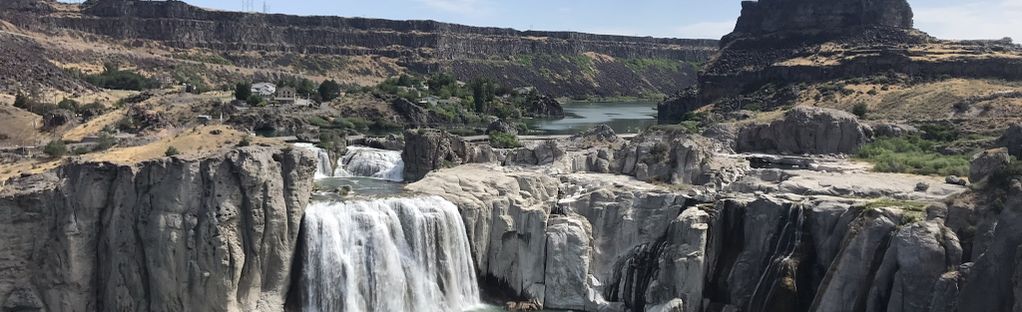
(44, 140, 67, 158)
(857, 136, 970, 176)
(489, 132, 521, 149)
(86, 64, 159, 91)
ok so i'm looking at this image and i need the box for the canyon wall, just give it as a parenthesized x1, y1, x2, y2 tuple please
(0, 146, 317, 312)
(0, 0, 718, 97)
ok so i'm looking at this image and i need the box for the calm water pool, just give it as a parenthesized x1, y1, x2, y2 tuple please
(526, 101, 657, 135)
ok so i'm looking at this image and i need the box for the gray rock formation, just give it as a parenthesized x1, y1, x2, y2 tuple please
(0, 146, 316, 312)
(737, 107, 871, 155)
(997, 123, 1022, 158)
(613, 130, 714, 184)
(865, 221, 962, 312)
(401, 129, 498, 182)
(728, 0, 913, 41)
(969, 148, 1011, 183)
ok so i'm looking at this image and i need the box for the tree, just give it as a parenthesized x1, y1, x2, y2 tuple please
(13, 93, 31, 110)
(58, 98, 80, 112)
(44, 140, 67, 158)
(164, 146, 180, 157)
(470, 79, 496, 113)
(318, 80, 342, 102)
(851, 103, 869, 119)
(247, 94, 265, 106)
(234, 82, 252, 101)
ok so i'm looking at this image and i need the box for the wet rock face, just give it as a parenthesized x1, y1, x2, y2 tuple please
(736, 107, 871, 155)
(729, 0, 913, 40)
(0, 146, 317, 312)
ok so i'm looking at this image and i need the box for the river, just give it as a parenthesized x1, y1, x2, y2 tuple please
(526, 101, 658, 135)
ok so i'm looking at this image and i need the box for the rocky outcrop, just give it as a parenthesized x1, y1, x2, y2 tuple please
(656, 0, 1022, 123)
(727, 0, 913, 42)
(0, 146, 317, 312)
(969, 148, 1011, 183)
(523, 95, 565, 118)
(612, 130, 715, 184)
(401, 129, 499, 182)
(997, 123, 1022, 158)
(736, 107, 871, 155)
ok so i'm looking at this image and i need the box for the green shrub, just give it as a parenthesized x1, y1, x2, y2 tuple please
(238, 136, 252, 147)
(851, 103, 869, 119)
(95, 132, 117, 151)
(856, 136, 970, 176)
(85, 64, 159, 90)
(234, 82, 252, 101)
(44, 140, 67, 158)
(164, 146, 180, 157)
(489, 132, 521, 148)
(246, 95, 265, 106)
(58, 98, 80, 111)
(319, 80, 342, 102)
(919, 123, 960, 142)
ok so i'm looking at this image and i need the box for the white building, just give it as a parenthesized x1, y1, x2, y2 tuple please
(251, 82, 277, 97)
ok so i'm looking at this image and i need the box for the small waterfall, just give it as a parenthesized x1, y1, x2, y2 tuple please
(301, 196, 480, 312)
(294, 143, 334, 179)
(746, 204, 809, 312)
(334, 146, 405, 182)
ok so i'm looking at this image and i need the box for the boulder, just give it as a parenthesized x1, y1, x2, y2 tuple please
(872, 122, 920, 138)
(736, 107, 871, 155)
(487, 119, 518, 135)
(969, 148, 1011, 183)
(997, 123, 1022, 158)
(523, 95, 565, 118)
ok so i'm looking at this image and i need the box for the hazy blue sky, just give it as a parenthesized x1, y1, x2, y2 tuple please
(62, 0, 1022, 40)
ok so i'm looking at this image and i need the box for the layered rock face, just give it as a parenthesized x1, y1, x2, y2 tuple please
(0, 147, 317, 312)
(408, 161, 975, 312)
(728, 0, 913, 41)
(658, 0, 1022, 123)
(0, 0, 717, 97)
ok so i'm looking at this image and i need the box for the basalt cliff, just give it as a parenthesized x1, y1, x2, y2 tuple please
(0, 146, 317, 312)
(0, 0, 717, 98)
(658, 0, 1022, 126)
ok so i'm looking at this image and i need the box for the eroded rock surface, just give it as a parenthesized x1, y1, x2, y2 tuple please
(736, 107, 871, 155)
(0, 146, 317, 312)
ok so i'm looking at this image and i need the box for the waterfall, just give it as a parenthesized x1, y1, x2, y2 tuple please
(334, 146, 405, 182)
(301, 196, 481, 312)
(745, 204, 808, 312)
(294, 143, 334, 179)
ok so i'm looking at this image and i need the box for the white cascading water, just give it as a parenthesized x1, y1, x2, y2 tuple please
(334, 146, 405, 182)
(301, 196, 481, 312)
(293, 143, 335, 179)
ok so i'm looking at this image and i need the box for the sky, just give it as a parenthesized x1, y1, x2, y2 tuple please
(61, 0, 1022, 41)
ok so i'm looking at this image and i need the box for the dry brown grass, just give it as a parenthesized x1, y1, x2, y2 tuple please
(0, 106, 48, 147)
(0, 159, 64, 184)
(62, 108, 127, 142)
(86, 124, 280, 164)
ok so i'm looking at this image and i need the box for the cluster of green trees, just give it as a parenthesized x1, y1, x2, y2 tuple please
(372, 73, 537, 122)
(14, 92, 107, 119)
(84, 63, 160, 91)
(233, 79, 343, 106)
